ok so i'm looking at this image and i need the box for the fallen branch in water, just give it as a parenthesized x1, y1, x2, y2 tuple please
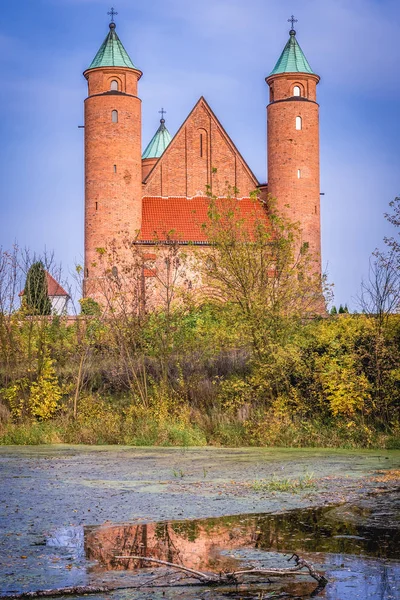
(0, 554, 327, 599)
(0, 586, 113, 599)
(115, 552, 328, 586)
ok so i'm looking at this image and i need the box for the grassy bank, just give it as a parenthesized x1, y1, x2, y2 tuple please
(1, 308, 399, 450)
(1, 408, 398, 449)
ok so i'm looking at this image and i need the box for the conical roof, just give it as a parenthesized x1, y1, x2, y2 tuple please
(142, 118, 172, 159)
(88, 23, 136, 70)
(270, 30, 315, 76)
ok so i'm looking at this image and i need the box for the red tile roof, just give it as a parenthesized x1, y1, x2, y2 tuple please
(139, 196, 268, 243)
(20, 272, 69, 298)
(46, 272, 69, 297)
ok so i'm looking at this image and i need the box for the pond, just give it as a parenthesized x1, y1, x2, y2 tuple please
(41, 489, 400, 599)
(0, 447, 399, 599)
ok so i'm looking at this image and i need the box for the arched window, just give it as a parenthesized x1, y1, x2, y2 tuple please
(198, 128, 207, 158)
(297, 169, 301, 179)
(112, 110, 118, 123)
(112, 266, 118, 278)
(110, 80, 119, 91)
(296, 116, 302, 130)
(293, 86, 301, 97)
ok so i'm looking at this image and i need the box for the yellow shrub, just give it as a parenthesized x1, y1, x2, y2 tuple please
(320, 355, 371, 418)
(29, 358, 62, 420)
(3, 358, 62, 421)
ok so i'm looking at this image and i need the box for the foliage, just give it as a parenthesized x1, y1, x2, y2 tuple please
(24, 261, 52, 316)
(3, 357, 62, 421)
(79, 297, 101, 316)
(0, 197, 399, 448)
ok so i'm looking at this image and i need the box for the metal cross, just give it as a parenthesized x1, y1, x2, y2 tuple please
(288, 15, 298, 29)
(108, 7, 118, 22)
(159, 108, 166, 120)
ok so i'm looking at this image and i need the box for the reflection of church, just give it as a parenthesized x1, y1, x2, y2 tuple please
(82, 13, 322, 299)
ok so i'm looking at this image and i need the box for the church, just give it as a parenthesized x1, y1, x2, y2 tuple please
(83, 13, 322, 302)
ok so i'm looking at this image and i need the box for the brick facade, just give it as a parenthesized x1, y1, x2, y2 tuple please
(83, 37, 322, 303)
(144, 98, 258, 199)
(266, 73, 321, 273)
(83, 66, 142, 296)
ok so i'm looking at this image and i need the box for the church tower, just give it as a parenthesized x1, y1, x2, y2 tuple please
(266, 20, 321, 273)
(83, 14, 142, 295)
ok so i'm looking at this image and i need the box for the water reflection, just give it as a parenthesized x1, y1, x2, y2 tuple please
(45, 497, 400, 599)
(83, 504, 400, 574)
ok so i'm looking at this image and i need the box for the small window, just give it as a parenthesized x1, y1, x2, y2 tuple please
(112, 110, 118, 123)
(200, 134, 203, 157)
(111, 266, 118, 278)
(110, 80, 119, 91)
(113, 165, 117, 173)
(95, 202, 98, 210)
(296, 116, 302, 130)
(297, 169, 301, 179)
(293, 86, 301, 97)
(85, 268, 89, 278)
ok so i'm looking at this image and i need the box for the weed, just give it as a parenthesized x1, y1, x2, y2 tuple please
(252, 472, 316, 494)
(172, 468, 185, 478)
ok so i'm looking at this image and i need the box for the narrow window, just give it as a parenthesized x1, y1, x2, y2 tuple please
(297, 169, 301, 179)
(112, 110, 118, 123)
(110, 80, 119, 91)
(85, 268, 89, 278)
(113, 164, 117, 173)
(315, 205, 317, 214)
(270, 87, 274, 102)
(112, 266, 118, 278)
(200, 133, 203, 157)
(296, 116, 302, 130)
(95, 202, 98, 210)
(293, 85, 301, 97)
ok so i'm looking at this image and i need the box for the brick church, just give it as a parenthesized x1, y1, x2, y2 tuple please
(83, 14, 321, 300)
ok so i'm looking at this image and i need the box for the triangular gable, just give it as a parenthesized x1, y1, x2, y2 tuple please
(143, 97, 259, 198)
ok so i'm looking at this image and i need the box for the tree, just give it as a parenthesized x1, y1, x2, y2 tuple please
(198, 191, 328, 357)
(24, 262, 52, 316)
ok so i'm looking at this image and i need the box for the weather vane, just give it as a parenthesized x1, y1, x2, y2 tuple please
(108, 7, 118, 23)
(288, 15, 298, 30)
(159, 108, 166, 121)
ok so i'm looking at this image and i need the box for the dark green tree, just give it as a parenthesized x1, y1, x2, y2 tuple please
(25, 262, 52, 315)
(330, 305, 337, 315)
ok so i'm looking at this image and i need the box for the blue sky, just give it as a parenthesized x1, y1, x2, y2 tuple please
(0, 0, 399, 308)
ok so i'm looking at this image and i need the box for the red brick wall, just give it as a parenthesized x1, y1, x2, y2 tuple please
(142, 157, 158, 181)
(266, 73, 321, 273)
(84, 66, 142, 295)
(144, 99, 257, 199)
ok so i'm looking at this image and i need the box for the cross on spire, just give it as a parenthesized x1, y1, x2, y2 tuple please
(108, 7, 118, 23)
(159, 108, 166, 122)
(288, 15, 298, 31)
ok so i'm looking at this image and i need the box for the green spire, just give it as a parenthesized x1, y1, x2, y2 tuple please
(88, 23, 136, 70)
(142, 116, 172, 159)
(270, 30, 315, 76)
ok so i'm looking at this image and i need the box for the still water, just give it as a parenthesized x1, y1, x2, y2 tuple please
(44, 490, 400, 599)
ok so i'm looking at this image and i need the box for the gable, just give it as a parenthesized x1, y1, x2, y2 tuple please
(143, 97, 259, 198)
